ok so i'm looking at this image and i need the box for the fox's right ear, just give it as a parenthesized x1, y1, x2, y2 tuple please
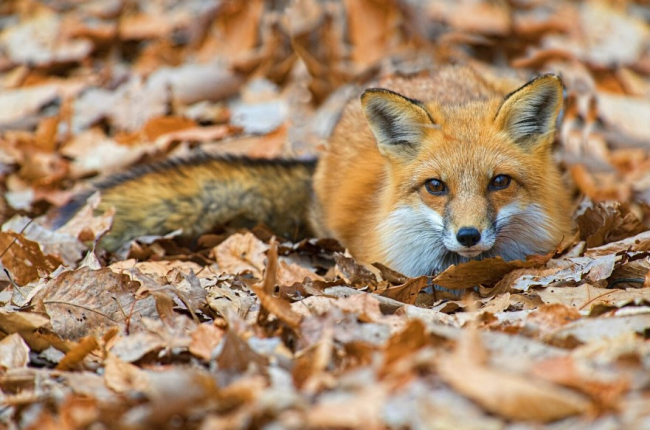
(361, 89, 435, 161)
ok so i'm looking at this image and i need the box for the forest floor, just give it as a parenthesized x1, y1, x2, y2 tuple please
(1, 0, 650, 429)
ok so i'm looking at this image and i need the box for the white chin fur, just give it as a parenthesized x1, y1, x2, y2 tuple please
(378, 202, 559, 277)
(455, 249, 484, 258)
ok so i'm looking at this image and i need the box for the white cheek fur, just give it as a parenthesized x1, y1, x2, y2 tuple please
(377, 201, 561, 277)
(492, 203, 561, 260)
(377, 204, 448, 277)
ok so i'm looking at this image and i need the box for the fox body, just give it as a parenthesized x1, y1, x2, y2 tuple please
(58, 66, 572, 277)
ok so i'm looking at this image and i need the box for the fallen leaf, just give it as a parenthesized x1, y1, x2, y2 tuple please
(577, 202, 646, 248)
(56, 336, 99, 370)
(31, 267, 158, 341)
(251, 239, 302, 329)
(0, 9, 92, 66)
(380, 276, 428, 305)
(276, 259, 323, 287)
(552, 312, 650, 344)
(213, 232, 268, 278)
(104, 354, 150, 394)
(531, 356, 629, 411)
(3, 215, 86, 266)
(0, 231, 62, 285)
(434, 254, 552, 290)
(525, 303, 582, 338)
(334, 253, 377, 289)
(215, 329, 267, 374)
(189, 323, 225, 361)
(437, 330, 591, 422)
(0, 333, 30, 369)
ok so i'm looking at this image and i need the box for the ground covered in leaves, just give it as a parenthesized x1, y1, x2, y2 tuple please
(2, 0, 650, 429)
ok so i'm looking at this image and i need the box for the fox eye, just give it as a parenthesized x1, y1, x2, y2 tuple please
(489, 174, 511, 191)
(425, 178, 447, 195)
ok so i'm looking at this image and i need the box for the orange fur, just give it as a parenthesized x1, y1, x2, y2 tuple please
(59, 66, 572, 275)
(312, 66, 572, 276)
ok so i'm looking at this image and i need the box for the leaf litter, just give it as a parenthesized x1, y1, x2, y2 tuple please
(1, 0, 650, 429)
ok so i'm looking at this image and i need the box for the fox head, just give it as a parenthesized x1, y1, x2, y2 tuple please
(361, 74, 572, 276)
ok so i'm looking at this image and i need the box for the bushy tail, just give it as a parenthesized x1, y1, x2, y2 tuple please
(56, 155, 317, 251)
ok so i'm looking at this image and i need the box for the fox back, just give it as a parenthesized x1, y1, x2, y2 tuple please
(312, 66, 573, 276)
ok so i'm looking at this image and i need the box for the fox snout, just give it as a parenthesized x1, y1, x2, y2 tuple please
(456, 227, 481, 247)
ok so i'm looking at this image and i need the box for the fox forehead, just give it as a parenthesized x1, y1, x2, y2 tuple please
(403, 124, 533, 190)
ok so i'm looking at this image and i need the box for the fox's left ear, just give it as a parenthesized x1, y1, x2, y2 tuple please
(494, 74, 564, 150)
(361, 88, 435, 160)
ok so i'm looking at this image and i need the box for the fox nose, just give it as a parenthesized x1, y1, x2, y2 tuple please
(456, 227, 481, 247)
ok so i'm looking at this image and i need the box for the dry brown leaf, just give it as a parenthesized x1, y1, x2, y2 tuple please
(153, 125, 236, 149)
(431, 0, 511, 36)
(119, 9, 192, 41)
(3, 215, 85, 266)
(31, 267, 158, 341)
(577, 202, 646, 248)
(525, 304, 582, 338)
(380, 275, 428, 305)
(531, 356, 629, 410)
(479, 292, 512, 315)
(189, 323, 225, 361)
(542, 2, 649, 68)
(345, 0, 405, 67)
(109, 332, 166, 363)
(0, 231, 62, 285)
(141, 116, 197, 141)
(332, 292, 387, 324)
(215, 329, 267, 374)
(56, 336, 99, 370)
(550, 313, 650, 344)
(104, 354, 150, 394)
(252, 239, 302, 329)
(569, 165, 628, 202)
(61, 129, 150, 178)
(293, 326, 333, 389)
(0, 9, 93, 66)
(434, 254, 552, 290)
(598, 92, 650, 146)
(211, 126, 289, 159)
(498, 254, 619, 293)
(305, 387, 386, 429)
(334, 253, 377, 289)
(536, 283, 645, 311)
(0, 333, 30, 369)
(291, 295, 338, 318)
(55, 395, 101, 429)
(95, 76, 169, 132)
(0, 84, 61, 128)
(585, 231, 650, 257)
(276, 259, 323, 287)
(213, 232, 268, 278)
(383, 319, 427, 369)
(208, 0, 264, 58)
(437, 330, 591, 422)
(372, 262, 409, 285)
(132, 368, 221, 427)
(148, 63, 245, 106)
(18, 150, 68, 186)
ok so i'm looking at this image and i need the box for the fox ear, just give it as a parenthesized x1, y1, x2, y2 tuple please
(361, 88, 435, 160)
(494, 74, 564, 150)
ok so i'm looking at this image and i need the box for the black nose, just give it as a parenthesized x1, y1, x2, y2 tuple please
(456, 227, 481, 247)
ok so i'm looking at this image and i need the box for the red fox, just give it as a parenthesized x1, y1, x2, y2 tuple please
(57, 66, 573, 277)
